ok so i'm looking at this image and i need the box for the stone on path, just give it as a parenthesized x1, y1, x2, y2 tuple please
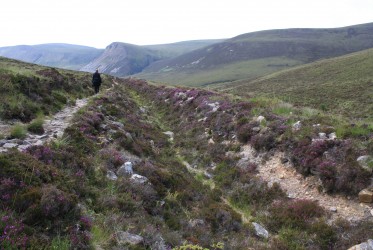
(359, 189, 373, 203)
(3, 143, 18, 149)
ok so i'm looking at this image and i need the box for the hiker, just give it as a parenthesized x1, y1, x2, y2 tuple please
(92, 69, 102, 94)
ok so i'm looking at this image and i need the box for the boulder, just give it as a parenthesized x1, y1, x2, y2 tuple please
(115, 231, 143, 246)
(252, 222, 269, 239)
(130, 174, 148, 184)
(117, 162, 133, 176)
(359, 189, 373, 203)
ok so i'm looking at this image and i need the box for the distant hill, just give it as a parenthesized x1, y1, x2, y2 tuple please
(80, 40, 224, 76)
(0, 43, 103, 70)
(80, 42, 164, 76)
(135, 22, 373, 86)
(216, 48, 373, 119)
(0, 40, 222, 76)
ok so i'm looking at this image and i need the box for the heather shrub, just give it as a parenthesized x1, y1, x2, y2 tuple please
(291, 139, 336, 175)
(99, 147, 125, 169)
(332, 220, 373, 249)
(40, 185, 76, 219)
(250, 132, 276, 151)
(202, 203, 241, 233)
(0, 212, 28, 249)
(291, 138, 371, 194)
(229, 179, 285, 210)
(266, 199, 324, 231)
(213, 161, 240, 188)
(27, 145, 54, 165)
(236, 123, 259, 143)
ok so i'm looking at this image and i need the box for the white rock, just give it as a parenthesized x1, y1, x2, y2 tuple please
(163, 131, 174, 142)
(3, 143, 18, 149)
(256, 116, 266, 123)
(117, 162, 133, 176)
(293, 121, 301, 131)
(330, 207, 338, 213)
(252, 222, 269, 239)
(33, 140, 43, 146)
(328, 132, 337, 140)
(130, 174, 148, 184)
(318, 133, 327, 139)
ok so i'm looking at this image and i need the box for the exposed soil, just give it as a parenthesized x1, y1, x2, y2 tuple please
(240, 145, 373, 222)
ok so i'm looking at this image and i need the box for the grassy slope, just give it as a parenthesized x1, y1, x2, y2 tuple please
(216, 48, 373, 120)
(135, 23, 373, 87)
(143, 39, 225, 58)
(1, 75, 372, 249)
(0, 56, 108, 122)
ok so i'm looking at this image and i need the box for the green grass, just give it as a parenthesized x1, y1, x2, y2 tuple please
(10, 123, 27, 139)
(27, 114, 45, 134)
(136, 57, 302, 87)
(221, 48, 373, 120)
(50, 235, 70, 250)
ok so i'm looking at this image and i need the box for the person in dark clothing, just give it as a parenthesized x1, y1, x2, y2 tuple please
(92, 69, 102, 94)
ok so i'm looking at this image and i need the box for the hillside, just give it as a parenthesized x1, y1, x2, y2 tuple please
(0, 43, 103, 70)
(80, 40, 223, 77)
(0, 56, 108, 123)
(143, 39, 224, 58)
(0, 54, 372, 248)
(80, 42, 163, 76)
(215, 48, 373, 120)
(135, 22, 373, 86)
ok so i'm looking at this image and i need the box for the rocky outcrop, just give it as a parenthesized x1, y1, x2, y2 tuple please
(80, 42, 162, 76)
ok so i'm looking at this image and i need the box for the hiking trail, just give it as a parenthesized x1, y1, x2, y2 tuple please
(240, 145, 373, 222)
(0, 98, 88, 152)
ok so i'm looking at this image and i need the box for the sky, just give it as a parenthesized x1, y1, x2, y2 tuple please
(1, 0, 373, 49)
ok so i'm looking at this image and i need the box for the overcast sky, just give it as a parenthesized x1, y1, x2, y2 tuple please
(1, 0, 372, 48)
